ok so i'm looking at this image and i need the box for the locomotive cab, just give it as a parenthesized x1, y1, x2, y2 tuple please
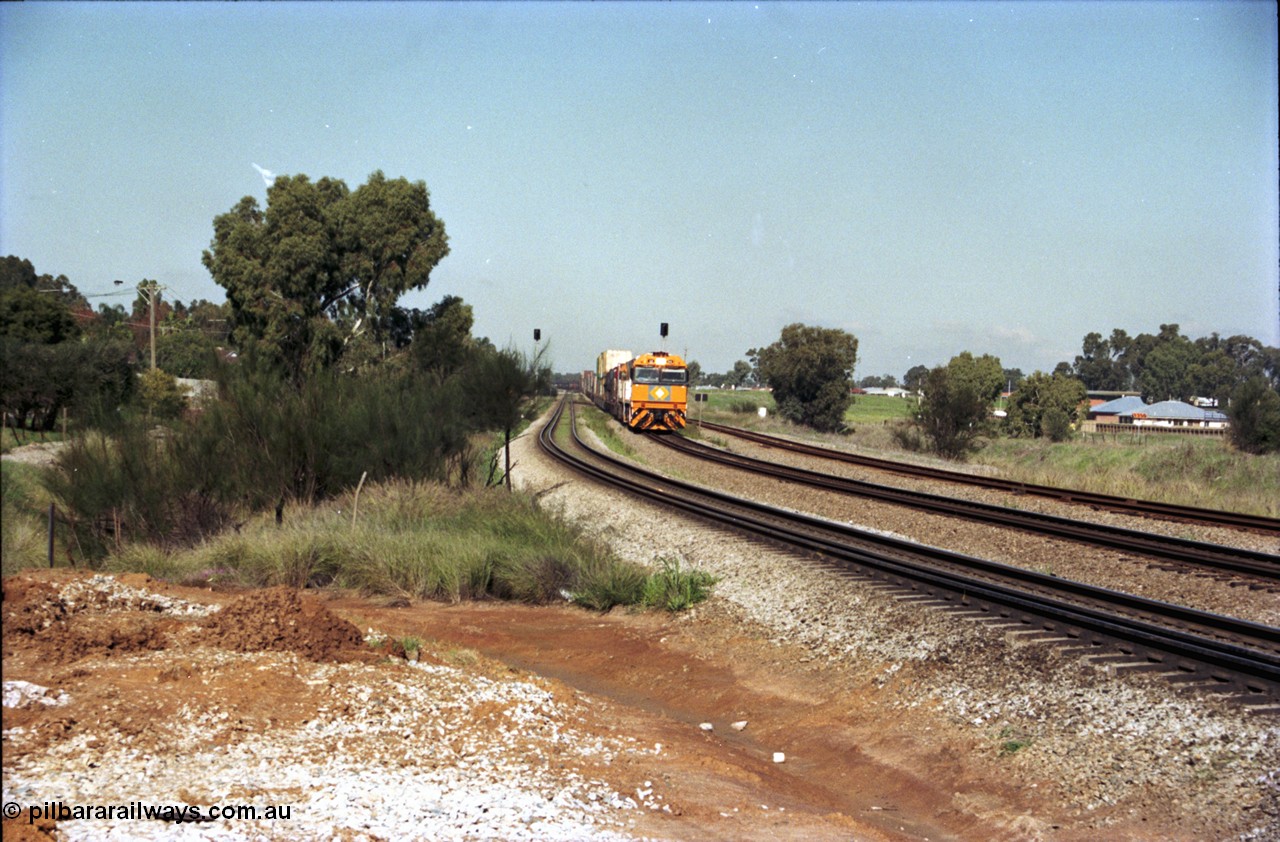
(624, 351, 688, 431)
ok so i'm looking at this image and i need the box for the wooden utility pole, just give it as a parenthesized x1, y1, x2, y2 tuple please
(137, 279, 166, 370)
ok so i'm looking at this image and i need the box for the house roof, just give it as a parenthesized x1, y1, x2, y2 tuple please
(1091, 396, 1148, 415)
(1140, 400, 1206, 420)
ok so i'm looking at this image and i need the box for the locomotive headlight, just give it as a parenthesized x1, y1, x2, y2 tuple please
(655, 357, 667, 365)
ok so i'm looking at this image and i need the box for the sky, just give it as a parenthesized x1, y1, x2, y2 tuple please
(2, 1, 1277, 380)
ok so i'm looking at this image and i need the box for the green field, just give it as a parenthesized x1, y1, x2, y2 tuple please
(688, 389, 1278, 518)
(691, 390, 913, 423)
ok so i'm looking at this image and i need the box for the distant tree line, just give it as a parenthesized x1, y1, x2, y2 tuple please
(1063, 324, 1279, 455)
(721, 319, 1278, 458)
(1064, 324, 1279, 404)
(0, 255, 240, 435)
(2, 256, 136, 434)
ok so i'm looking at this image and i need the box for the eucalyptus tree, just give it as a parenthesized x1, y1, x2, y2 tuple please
(748, 323, 859, 432)
(202, 170, 448, 384)
(916, 352, 1004, 459)
(1003, 371, 1087, 441)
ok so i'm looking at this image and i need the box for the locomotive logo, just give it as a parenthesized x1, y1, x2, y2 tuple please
(651, 386, 669, 401)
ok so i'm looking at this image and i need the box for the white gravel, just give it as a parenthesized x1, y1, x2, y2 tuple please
(2, 576, 658, 841)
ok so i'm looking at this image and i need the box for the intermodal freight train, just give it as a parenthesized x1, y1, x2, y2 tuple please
(584, 349, 689, 431)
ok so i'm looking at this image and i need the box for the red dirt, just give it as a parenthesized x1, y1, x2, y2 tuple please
(336, 595, 1056, 842)
(203, 586, 366, 661)
(2, 570, 1192, 840)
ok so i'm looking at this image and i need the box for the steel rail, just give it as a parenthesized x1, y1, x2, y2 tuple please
(655, 433, 1280, 581)
(697, 421, 1280, 535)
(539, 398, 1280, 702)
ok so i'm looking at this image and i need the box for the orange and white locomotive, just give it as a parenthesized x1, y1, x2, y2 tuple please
(594, 348, 689, 432)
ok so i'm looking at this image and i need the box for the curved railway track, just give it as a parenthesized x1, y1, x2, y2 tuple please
(655, 433, 1280, 583)
(698, 421, 1280, 535)
(539, 397, 1280, 710)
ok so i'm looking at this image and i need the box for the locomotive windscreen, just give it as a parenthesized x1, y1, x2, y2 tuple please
(633, 366, 687, 385)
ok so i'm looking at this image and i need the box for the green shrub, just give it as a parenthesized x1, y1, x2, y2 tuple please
(43, 424, 234, 560)
(641, 556, 717, 611)
(572, 557, 649, 611)
(1039, 407, 1072, 442)
(1, 509, 46, 575)
(1228, 378, 1280, 454)
(136, 368, 189, 419)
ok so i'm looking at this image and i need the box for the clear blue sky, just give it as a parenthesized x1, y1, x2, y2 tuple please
(3, 1, 1276, 379)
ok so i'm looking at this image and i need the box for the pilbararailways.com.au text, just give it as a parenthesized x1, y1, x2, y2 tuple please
(5, 800, 294, 824)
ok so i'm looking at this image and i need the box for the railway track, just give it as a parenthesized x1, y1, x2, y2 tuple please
(698, 421, 1280, 535)
(539, 397, 1280, 711)
(655, 433, 1280, 584)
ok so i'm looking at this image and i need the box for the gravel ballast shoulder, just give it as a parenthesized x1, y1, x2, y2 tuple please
(512, 408, 1280, 840)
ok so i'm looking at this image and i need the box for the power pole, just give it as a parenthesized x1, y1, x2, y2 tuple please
(137, 279, 167, 370)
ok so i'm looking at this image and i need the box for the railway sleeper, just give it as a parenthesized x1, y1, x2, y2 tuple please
(1093, 660, 1174, 677)
(1161, 668, 1225, 685)
(1003, 630, 1078, 649)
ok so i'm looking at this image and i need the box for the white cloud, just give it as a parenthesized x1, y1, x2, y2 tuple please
(252, 163, 276, 187)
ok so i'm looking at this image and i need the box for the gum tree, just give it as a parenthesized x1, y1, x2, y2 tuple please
(202, 171, 448, 384)
(917, 352, 1004, 459)
(748, 323, 859, 432)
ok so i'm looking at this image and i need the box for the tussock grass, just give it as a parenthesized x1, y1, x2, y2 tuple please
(642, 557, 717, 612)
(975, 436, 1280, 517)
(91, 479, 716, 612)
(1, 512, 46, 576)
(2, 461, 58, 576)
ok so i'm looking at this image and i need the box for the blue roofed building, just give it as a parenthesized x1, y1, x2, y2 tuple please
(1132, 400, 1229, 430)
(1088, 395, 1148, 422)
(1085, 396, 1228, 433)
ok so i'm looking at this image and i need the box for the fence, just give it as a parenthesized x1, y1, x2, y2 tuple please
(1086, 421, 1227, 437)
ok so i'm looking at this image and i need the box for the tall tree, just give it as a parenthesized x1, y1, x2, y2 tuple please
(916, 352, 1004, 458)
(726, 360, 753, 388)
(748, 323, 858, 432)
(943, 351, 1004, 404)
(410, 295, 477, 380)
(1073, 331, 1126, 390)
(1139, 332, 1198, 402)
(202, 171, 448, 383)
(0, 286, 81, 344)
(0, 256, 86, 308)
(1227, 378, 1280, 454)
(333, 171, 450, 343)
(0, 256, 39, 291)
(1004, 371, 1087, 441)
(903, 364, 929, 394)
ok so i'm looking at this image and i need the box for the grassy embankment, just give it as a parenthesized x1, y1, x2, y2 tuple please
(689, 390, 1279, 518)
(2, 427, 65, 453)
(1, 410, 715, 610)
